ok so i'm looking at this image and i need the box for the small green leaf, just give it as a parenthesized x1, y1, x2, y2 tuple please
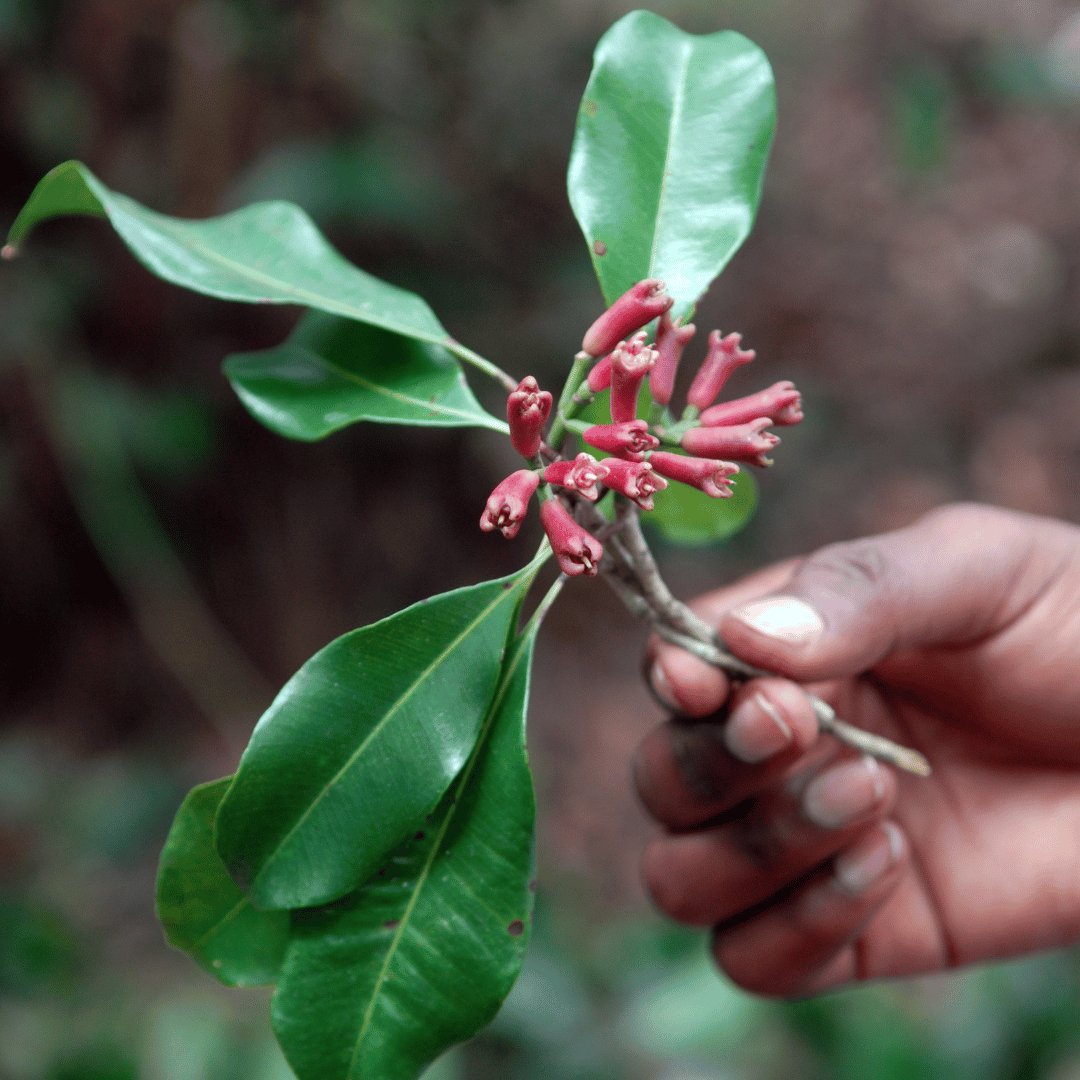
(223, 312, 505, 439)
(568, 12, 776, 312)
(271, 624, 539, 1080)
(646, 470, 757, 546)
(6, 160, 450, 347)
(155, 778, 289, 988)
(216, 558, 546, 911)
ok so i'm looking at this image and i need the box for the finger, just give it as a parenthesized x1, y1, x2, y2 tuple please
(718, 504, 1057, 683)
(711, 822, 907, 998)
(643, 755, 897, 925)
(645, 561, 800, 716)
(633, 679, 819, 830)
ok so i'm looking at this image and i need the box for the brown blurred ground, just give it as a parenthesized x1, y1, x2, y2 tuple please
(2, 0, 1080, 926)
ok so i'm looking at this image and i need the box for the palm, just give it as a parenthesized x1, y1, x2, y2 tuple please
(828, 660, 1080, 976)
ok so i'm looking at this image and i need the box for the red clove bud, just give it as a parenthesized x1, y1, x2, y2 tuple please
(540, 499, 603, 577)
(581, 279, 673, 358)
(601, 458, 667, 511)
(582, 420, 660, 462)
(507, 376, 553, 458)
(587, 354, 613, 393)
(699, 380, 803, 428)
(649, 451, 739, 498)
(544, 453, 609, 502)
(681, 418, 779, 468)
(649, 312, 696, 408)
(686, 331, 755, 411)
(609, 337, 658, 424)
(479, 469, 541, 538)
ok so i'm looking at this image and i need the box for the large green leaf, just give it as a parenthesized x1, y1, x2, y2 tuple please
(568, 12, 776, 312)
(6, 160, 449, 345)
(223, 312, 505, 440)
(215, 558, 545, 911)
(156, 778, 289, 988)
(271, 623, 539, 1080)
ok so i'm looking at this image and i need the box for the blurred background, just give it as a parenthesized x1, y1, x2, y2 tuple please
(3, 0, 1080, 1077)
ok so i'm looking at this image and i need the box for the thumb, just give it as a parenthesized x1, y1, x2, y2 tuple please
(719, 504, 1044, 682)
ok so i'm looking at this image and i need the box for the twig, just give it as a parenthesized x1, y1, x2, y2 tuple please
(652, 626, 932, 777)
(597, 501, 932, 778)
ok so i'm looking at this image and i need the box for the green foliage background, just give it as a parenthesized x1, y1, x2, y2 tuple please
(3, 1, 1080, 1078)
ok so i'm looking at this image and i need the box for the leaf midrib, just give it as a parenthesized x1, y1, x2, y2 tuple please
(346, 630, 534, 1079)
(280, 346, 504, 430)
(129, 206, 449, 344)
(250, 577, 527, 896)
(646, 39, 692, 282)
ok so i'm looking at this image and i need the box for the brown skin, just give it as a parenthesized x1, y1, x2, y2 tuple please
(634, 503, 1080, 997)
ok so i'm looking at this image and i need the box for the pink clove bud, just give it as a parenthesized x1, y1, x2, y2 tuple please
(544, 453, 610, 502)
(507, 376, 553, 458)
(480, 469, 541, 538)
(587, 354, 613, 393)
(649, 452, 739, 498)
(586, 330, 647, 394)
(582, 420, 660, 462)
(609, 337, 658, 424)
(540, 499, 603, 577)
(686, 331, 755, 411)
(681, 418, 779, 468)
(699, 380, 804, 428)
(602, 458, 668, 511)
(581, 279, 673, 358)
(649, 313, 696, 408)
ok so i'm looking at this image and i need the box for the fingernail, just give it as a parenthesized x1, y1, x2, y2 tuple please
(834, 822, 905, 895)
(802, 756, 885, 829)
(729, 596, 824, 645)
(649, 661, 678, 711)
(724, 692, 793, 763)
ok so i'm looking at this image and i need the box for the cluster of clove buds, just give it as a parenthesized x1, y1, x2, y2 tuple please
(480, 278, 803, 577)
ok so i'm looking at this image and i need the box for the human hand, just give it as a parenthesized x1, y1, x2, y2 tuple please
(634, 504, 1080, 995)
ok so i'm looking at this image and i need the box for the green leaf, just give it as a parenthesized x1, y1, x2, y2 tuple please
(568, 12, 776, 312)
(6, 160, 450, 347)
(646, 469, 757, 546)
(271, 623, 539, 1080)
(223, 312, 506, 440)
(155, 778, 289, 988)
(215, 558, 546, 911)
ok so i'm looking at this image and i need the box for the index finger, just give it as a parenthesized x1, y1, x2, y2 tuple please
(647, 558, 802, 718)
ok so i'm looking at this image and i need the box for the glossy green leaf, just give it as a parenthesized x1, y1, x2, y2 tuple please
(223, 312, 505, 440)
(271, 623, 539, 1080)
(646, 469, 757, 546)
(216, 558, 546, 911)
(6, 160, 450, 346)
(568, 12, 775, 312)
(155, 778, 289, 988)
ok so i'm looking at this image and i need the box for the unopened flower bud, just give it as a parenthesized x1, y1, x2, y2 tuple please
(649, 451, 739, 498)
(507, 376, 553, 458)
(602, 458, 667, 511)
(699, 380, 804, 428)
(609, 338, 658, 424)
(480, 469, 540, 538)
(582, 420, 660, 461)
(586, 330, 647, 394)
(686, 331, 755, 411)
(544, 453, 609, 502)
(581, 279, 673, 358)
(587, 354, 613, 392)
(650, 313, 696, 407)
(540, 499, 603, 577)
(681, 418, 779, 468)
